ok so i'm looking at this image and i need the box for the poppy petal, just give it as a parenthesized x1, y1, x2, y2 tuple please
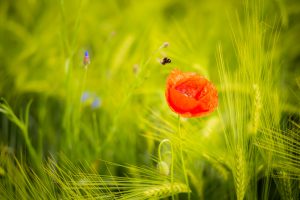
(165, 69, 218, 118)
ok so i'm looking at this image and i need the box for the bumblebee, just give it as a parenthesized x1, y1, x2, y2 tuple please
(160, 57, 171, 65)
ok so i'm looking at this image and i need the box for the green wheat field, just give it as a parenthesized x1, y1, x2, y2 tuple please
(0, 0, 300, 199)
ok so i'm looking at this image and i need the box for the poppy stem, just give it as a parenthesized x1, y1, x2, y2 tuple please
(178, 115, 190, 200)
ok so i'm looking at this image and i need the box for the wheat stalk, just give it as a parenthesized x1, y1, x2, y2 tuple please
(249, 84, 262, 135)
(275, 171, 295, 200)
(233, 147, 247, 200)
(142, 182, 190, 199)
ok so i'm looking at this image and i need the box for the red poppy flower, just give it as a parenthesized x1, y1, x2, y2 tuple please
(165, 69, 218, 118)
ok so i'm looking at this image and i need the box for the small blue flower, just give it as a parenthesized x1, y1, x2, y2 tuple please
(81, 91, 102, 110)
(91, 97, 102, 109)
(83, 50, 90, 66)
(81, 92, 90, 102)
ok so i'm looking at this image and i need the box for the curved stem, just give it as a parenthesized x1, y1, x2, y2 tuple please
(158, 139, 175, 200)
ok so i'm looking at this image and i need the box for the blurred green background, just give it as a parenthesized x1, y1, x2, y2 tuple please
(0, 0, 300, 199)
